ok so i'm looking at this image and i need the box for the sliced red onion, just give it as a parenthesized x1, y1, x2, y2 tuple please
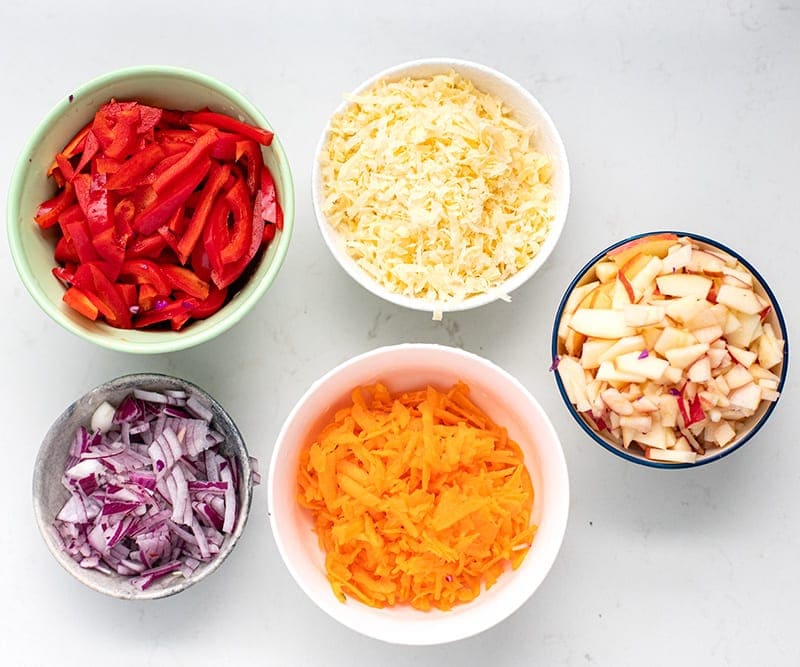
(52, 389, 256, 591)
(638, 349, 649, 359)
(549, 355, 560, 372)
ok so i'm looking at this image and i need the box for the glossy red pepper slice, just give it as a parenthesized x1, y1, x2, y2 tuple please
(262, 222, 276, 245)
(63, 219, 99, 264)
(184, 111, 274, 146)
(175, 162, 230, 264)
(235, 140, 262, 196)
(73, 130, 100, 176)
(138, 283, 158, 311)
(212, 186, 266, 290)
(52, 266, 75, 287)
(133, 297, 198, 329)
(63, 287, 99, 321)
(34, 182, 76, 229)
(152, 129, 218, 195)
(47, 122, 91, 178)
(73, 262, 131, 328)
(92, 227, 126, 281)
(54, 235, 80, 264)
(86, 172, 112, 236)
(137, 104, 163, 134)
(55, 154, 75, 182)
(220, 177, 252, 264)
(160, 264, 210, 300)
(190, 286, 228, 320)
(119, 259, 171, 295)
(127, 232, 167, 259)
(106, 143, 166, 190)
(94, 156, 123, 175)
(93, 102, 140, 160)
(134, 157, 211, 235)
(203, 196, 230, 282)
(117, 283, 138, 309)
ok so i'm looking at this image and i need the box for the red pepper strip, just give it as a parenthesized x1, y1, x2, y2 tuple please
(133, 297, 199, 329)
(235, 140, 262, 196)
(170, 311, 193, 331)
(91, 227, 126, 281)
(63, 220, 98, 264)
(152, 129, 218, 195)
(114, 199, 135, 247)
(203, 197, 230, 282)
(160, 264, 210, 300)
(176, 162, 230, 264)
(211, 132, 246, 161)
(52, 170, 66, 188)
(127, 232, 167, 259)
(52, 266, 75, 287)
(34, 182, 75, 228)
(119, 259, 171, 295)
(55, 154, 75, 182)
(93, 102, 140, 160)
(73, 130, 100, 176)
(134, 157, 211, 235)
(138, 283, 158, 311)
(212, 188, 266, 289)
(137, 105, 163, 133)
(256, 167, 278, 225)
(117, 283, 138, 309)
(57, 204, 85, 228)
(129, 184, 158, 214)
(190, 286, 228, 320)
(106, 143, 166, 190)
(190, 241, 212, 282)
(47, 122, 91, 176)
(275, 200, 284, 232)
(55, 235, 80, 264)
(157, 205, 185, 256)
(262, 223, 276, 245)
(87, 172, 112, 236)
(73, 174, 92, 217)
(74, 262, 131, 328)
(157, 128, 198, 143)
(167, 202, 188, 235)
(220, 177, 253, 264)
(94, 157, 123, 174)
(63, 287, 99, 321)
(185, 111, 274, 146)
(158, 109, 185, 126)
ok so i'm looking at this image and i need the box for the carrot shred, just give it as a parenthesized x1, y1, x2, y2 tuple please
(297, 381, 536, 611)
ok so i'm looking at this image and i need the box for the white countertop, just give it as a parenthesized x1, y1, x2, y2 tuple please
(1, 1, 798, 665)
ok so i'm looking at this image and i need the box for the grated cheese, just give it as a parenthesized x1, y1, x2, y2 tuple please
(320, 71, 556, 304)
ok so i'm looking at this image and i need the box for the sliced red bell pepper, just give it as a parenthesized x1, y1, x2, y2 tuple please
(129, 184, 158, 214)
(117, 283, 138, 309)
(47, 122, 91, 177)
(106, 143, 166, 190)
(190, 286, 228, 320)
(119, 259, 171, 295)
(52, 266, 75, 287)
(134, 157, 211, 235)
(92, 227, 126, 280)
(73, 262, 131, 328)
(133, 297, 199, 329)
(63, 219, 99, 264)
(127, 232, 167, 259)
(63, 287, 99, 321)
(210, 132, 245, 161)
(137, 283, 158, 311)
(56, 204, 85, 229)
(190, 241, 212, 283)
(55, 153, 75, 182)
(255, 167, 278, 226)
(176, 162, 230, 264)
(114, 199, 135, 245)
(160, 264, 210, 300)
(54, 235, 80, 264)
(262, 222, 276, 245)
(203, 196, 230, 282)
(34, 182, 76, 229)
(212, 186, 266, 289)
(86, 172, 112, 236)
(235, 140, 262, 196)
(93, 101, 140, 160)
(152, 129, 218, 195)
(137, 104, 163, 133)
(73, 130, 100, 176)
(94, 156, 123, 175)
(73, 174, 92, 217)
(185, 110, 274, 146)
(220, 177, 253, 264)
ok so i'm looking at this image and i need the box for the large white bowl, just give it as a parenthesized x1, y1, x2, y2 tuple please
(268, 344, 569, 645)
(312, 58, 570, 316)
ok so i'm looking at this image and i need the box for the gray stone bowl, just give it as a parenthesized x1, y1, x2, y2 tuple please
(33, 373, 254, 599)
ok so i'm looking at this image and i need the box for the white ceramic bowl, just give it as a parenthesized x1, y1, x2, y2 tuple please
(311, 58, 570, 316)
(268, 344, 569, 645)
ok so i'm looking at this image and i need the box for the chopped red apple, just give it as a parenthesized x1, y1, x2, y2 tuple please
(556, 234, 784, 464)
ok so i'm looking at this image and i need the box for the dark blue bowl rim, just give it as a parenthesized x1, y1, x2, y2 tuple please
(550, 230, 790, 470)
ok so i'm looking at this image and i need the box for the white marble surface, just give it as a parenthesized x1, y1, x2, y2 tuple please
(1, 1, 798, 665)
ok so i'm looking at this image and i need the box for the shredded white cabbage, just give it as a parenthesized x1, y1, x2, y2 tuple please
(320, 71, 556, 303)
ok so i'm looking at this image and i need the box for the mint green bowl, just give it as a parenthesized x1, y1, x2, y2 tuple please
(7, 66, 294, 354)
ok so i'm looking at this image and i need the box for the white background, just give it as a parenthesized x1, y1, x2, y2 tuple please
(1, 1, 798, 665)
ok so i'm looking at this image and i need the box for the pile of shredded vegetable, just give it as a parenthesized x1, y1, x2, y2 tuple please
(319, 71, 556, 304)
(297, 381, 536, 611)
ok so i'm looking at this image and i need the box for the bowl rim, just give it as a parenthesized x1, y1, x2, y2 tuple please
(267, 342, 570, 644)
(550, 230, 790, 469)
(311, 56, 570, 315)
(7, 64, 295, 354)
(32, 371, 254, 599)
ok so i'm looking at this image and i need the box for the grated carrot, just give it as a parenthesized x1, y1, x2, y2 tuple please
(297, 381, 536, 611)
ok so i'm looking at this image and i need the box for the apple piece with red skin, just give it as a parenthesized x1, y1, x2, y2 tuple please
(607, 233, 679, 268)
